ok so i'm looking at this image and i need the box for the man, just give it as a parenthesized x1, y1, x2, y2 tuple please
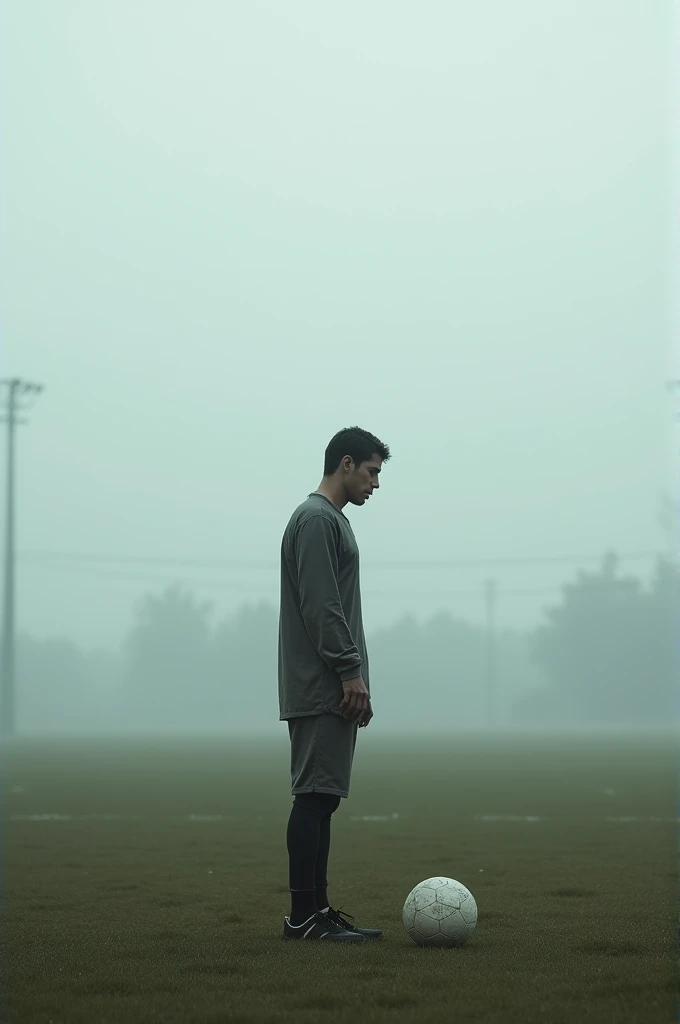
(278, 426, 390, 942)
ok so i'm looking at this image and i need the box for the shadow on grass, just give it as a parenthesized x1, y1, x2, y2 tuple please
(374, 993, 419, 1009)
(179, 962, 244, 977)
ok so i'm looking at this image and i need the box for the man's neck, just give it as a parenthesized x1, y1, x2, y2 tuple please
(315, 478, 347, 510)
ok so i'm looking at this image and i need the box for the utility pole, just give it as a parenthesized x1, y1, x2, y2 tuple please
(484, 578, 498, 728)
(664, 380, 679, 561)
(659, 493, 676, 561)
(1, 379, 43, 739)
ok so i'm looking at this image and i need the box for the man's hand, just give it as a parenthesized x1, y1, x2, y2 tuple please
(358, 700, 373, 729)
(340, 675, 371, 726)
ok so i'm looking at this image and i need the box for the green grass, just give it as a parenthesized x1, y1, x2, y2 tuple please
(3, 731, 678, 1023)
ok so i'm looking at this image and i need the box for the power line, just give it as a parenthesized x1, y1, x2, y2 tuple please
(16, 547, 663, 571)
(19, 560, 621, 601)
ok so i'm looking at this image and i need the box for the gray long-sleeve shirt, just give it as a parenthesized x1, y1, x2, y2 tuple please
(278, 492, 369, 720)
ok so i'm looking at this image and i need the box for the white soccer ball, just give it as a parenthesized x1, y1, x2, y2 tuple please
(402, 876, 477, 947)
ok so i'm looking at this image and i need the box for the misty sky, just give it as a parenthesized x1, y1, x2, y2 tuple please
(1, 1, 673, 649)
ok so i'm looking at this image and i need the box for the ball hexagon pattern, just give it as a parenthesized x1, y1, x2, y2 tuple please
(402, 877, 477, 948)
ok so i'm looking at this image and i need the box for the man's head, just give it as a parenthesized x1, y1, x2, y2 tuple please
(322, 426, 391, 508)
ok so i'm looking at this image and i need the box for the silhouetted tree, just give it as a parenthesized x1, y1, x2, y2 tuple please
(369, 610, 538, 728)
(210, 601, 278, 730)
(525, 553, 676, 725)
(19, 554, 675, 733)
(17, 634, 112, 731)
(122, 584, 214, 730)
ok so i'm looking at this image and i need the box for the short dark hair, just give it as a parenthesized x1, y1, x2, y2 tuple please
(323, 426, 391, 476)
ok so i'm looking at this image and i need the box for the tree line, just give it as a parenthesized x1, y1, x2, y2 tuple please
(16, 553, 676, 732)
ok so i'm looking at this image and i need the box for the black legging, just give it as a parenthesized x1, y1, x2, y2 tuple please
(286, 792, 341, 922)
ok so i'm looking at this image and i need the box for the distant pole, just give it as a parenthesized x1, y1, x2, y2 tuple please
(664, 381, 680, 560)
(1, 379, 43, 739)
(484, 578, 498, 727)
(658, 494, 676, 561)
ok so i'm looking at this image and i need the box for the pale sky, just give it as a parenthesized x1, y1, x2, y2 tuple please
(1, 0, 673, 648)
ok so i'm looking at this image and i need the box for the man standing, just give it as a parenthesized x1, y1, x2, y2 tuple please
(279, 426, 390, 942)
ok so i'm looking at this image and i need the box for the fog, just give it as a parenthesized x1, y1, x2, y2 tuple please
(1, 1, 673, 733)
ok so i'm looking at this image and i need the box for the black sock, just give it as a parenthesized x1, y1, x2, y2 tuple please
(286, 794, 340, 925)
(314, 796, 340, 911)
(315, 815, 332, 910)
(315, 880, 328, 912)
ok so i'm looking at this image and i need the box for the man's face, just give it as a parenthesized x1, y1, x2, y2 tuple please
(344, 454, 383, 506)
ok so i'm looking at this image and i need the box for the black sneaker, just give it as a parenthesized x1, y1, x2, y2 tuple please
(282, 912, 365, 942)
(322, 906, 383, 941)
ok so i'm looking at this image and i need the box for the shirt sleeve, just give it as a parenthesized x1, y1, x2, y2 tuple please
(294, 514, 362, 681)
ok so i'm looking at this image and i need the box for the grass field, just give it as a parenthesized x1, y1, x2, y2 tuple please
(3, 731, 678, 1024)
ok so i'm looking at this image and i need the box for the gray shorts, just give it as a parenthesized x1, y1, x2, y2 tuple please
(288, 713, 358, 799)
